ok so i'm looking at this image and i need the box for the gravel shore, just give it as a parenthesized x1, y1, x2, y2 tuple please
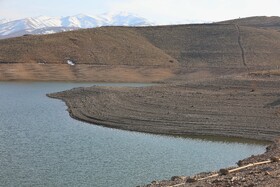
(48, 73, 280, 186)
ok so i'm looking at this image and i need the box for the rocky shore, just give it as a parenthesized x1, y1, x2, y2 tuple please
(48, 72, 280, 186)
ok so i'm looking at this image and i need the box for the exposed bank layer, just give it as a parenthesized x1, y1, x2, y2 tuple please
(48, 76, 280, 141)
(48, 73, 280, 186)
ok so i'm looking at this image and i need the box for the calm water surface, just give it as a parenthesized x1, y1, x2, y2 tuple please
(0, 82, 267, 187)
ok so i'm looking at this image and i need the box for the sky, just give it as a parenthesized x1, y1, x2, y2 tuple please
(0, 0, 280, 24)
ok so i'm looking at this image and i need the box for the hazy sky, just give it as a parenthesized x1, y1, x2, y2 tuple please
(1, 0, 280, 23)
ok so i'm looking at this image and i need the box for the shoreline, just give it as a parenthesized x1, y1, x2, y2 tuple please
(47, 74, 280, 186)
(48, 93, 271, 145)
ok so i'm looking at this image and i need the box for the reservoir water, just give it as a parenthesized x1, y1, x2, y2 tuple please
(0, 82, 266, 187)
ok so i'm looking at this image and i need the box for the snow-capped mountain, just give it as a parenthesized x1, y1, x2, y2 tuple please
(0, 19, 10, 24)
(100, 12, 152, 26)
(61, 14, 107, 28)
(0, 12, 152, 39)
(172, 19, 209, 25)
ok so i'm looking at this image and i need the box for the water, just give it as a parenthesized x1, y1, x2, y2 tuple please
(0, 82, 267, 187)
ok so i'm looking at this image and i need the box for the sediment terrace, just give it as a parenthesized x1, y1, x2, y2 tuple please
(48, 75, 280, 141)
(48, 72, 280, 186)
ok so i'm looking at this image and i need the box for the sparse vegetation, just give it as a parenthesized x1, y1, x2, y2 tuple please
(2, 16, 280, 186)
(1, 17, 280, 81)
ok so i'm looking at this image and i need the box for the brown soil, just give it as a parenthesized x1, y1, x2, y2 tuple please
(3, 16, 280, 186)
(0, 27, 178, 66)
(0, 27, 178, 82)
(2, 17, 280, 82)
(48, 73, 280, 141)
(0, 63, 174, 82)
(48, 71, 280, 187)
(219, 16, 280, 30)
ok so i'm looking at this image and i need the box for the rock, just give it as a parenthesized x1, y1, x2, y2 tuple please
(212, 179, 222, 183)
(151, 181, 159, 185)
(186, 177, 197, 183)
(271, 156, 280, 162)
(265, 171, 270, 175)
(237, 160, 243, 166)
(171, 176, 186, 181)
(261, 167, 273, 171)
(171, 176, 179, 181)
(231, 176, 238, 182)
(247, 183, 254, 187)
(220, 168, 229, 175)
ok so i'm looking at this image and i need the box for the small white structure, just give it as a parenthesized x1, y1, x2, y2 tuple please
(67, 60, 75, 66)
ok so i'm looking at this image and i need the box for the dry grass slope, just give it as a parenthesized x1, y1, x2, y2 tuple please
(0, 27, 177, 66)
(0, 27, 178, 82)
(135, 24, 280, 68)
(1, 17, 280, 81)
(219, 16, 280, 30)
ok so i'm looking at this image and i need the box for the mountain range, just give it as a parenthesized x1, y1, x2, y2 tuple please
(0, 12, 152, 39)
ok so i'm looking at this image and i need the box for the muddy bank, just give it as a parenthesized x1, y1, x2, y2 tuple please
(0, 64, 175, 82)
(48, 74, 280, 186)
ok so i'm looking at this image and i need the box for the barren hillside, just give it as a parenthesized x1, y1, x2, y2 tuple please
(0, 27, 177, 66)
(219, 16, 280, 30)
(0, 27, 178, 82)
(1, 16, 280, 81)
(135, 23, 280, 68)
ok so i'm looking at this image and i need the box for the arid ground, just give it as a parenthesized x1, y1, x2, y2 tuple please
(48, 68, 280, 186)
(2, 16, 280, 186)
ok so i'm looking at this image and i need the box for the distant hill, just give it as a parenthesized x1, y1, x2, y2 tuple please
(0, 27, 176, 66)
(219, 16, 280, 30)
(0, 26, 177, 82)
(1, 16, 280, 81)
